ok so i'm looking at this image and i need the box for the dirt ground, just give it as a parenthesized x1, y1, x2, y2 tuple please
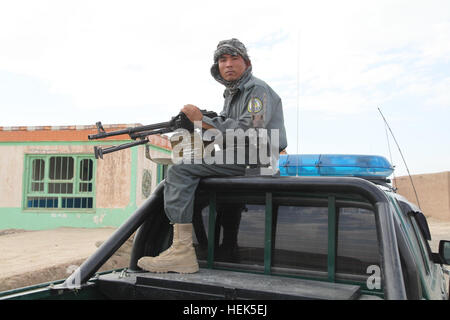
(0, 227, 130, 292)
(0, 218, 449, 294)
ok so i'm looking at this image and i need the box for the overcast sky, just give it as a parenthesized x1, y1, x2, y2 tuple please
(1, 0, 449, 176)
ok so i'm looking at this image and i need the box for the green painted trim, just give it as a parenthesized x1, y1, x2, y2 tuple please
(0, 279, 66, 299)
(264, 192, 273, 275)
(327, 195, 337, 282)
(156, 163, 170, 183)
(157, 164, 162, 183)
(147, 144, 172, 154)
(207, 192, 217, 269)
(0, 207, 134, 230)
(21, 152, 29, 210)
(0, 268, 125, 299)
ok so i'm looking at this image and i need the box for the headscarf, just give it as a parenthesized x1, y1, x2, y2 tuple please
(210, 38, 252, 94)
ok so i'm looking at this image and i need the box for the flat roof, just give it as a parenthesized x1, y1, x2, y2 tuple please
(0, 124, 171, 150)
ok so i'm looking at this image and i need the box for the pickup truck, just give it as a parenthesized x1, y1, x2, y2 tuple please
(1, 154, 449, 300)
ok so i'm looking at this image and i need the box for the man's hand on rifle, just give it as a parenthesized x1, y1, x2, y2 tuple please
(181, 104, 214, 130)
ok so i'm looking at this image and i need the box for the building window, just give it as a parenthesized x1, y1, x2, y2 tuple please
(24, 154, 95, 210)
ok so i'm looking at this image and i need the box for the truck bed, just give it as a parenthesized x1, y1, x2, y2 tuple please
(96, 268, 369, 300)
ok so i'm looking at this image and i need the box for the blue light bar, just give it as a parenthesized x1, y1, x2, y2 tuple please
(278, 154, 394, 178)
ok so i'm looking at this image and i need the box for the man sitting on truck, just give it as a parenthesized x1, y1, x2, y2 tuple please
(137, 38, 287, 273)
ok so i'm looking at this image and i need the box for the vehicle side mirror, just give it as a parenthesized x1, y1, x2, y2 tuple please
(439, 240, 450, 265)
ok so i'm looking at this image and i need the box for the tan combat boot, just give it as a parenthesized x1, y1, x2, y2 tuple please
(137, 223, 199, 273)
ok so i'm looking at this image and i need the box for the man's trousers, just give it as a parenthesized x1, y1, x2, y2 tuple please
(163, 163, 246, 223)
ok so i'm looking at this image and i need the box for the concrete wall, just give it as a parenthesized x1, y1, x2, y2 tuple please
(0, 145, 24, 207)
(95, 146, 132, 208)
(394, 171, 450, 220)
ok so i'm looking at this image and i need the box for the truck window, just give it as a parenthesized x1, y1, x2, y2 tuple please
(193, 192, 379, 283)
(409, 216, 432, 275)
(272, 205, 328, 276)
(193, 198, 266, 272)
(336, 207, 379, 280)
(215, 203, 266, 267)
(272, 205, 379, 281)
(395, 200, 430, 276)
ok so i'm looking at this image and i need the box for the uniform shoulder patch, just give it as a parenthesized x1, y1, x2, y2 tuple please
(247, 97, 263, 113)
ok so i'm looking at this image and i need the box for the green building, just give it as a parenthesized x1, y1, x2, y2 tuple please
(0, 124, 171, 230)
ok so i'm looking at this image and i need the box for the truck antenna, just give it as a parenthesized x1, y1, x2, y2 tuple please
(377, 107, 421, 209)
(296, 30, 301, 176)
(382, 116, 396, 190)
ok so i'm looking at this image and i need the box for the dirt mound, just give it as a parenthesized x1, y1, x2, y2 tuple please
(0, 255, 129, 292)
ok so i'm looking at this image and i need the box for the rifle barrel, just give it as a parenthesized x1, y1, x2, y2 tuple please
(88, 121, 172, 140)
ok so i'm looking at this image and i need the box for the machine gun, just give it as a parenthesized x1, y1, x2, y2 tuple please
(88, 109, 217, 159)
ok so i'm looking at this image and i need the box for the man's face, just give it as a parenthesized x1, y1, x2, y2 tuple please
(218, 54, 249, 81)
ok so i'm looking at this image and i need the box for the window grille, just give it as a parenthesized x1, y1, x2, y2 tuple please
(24, 155, 95, 210)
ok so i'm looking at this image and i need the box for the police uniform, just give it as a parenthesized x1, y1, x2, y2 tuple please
(164, 48, 287, 224)
(138, 38, 288, 274)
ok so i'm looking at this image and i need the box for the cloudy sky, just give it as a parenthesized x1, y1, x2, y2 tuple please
(1, 0, 449, 176)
